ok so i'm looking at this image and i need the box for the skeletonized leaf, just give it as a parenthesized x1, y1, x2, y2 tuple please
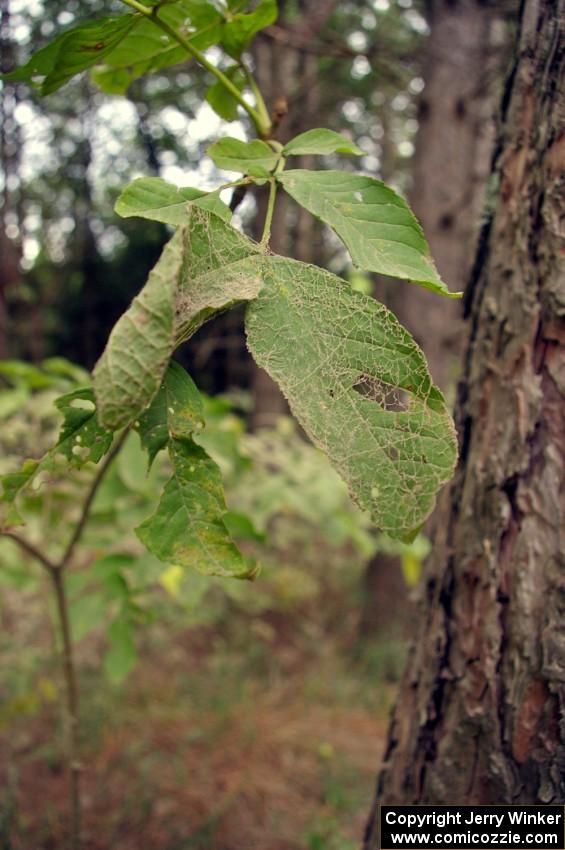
(136, 362, 256, 579)
(283, 129, 363, 157)
(278, 170, 461, 297)
(94, 206, 264, 430)
(245, 257, 458, 539)
(208, 137, 279, 177)
(115, 177, 231, 224)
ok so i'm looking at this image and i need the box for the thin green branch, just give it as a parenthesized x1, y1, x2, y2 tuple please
(239, 60, 271, 135)
(119, 0, 271, 137)
(260, 178, 278, 248)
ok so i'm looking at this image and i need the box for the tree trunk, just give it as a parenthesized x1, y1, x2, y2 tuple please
(364, 0, 564, 835)
(400, 0, 508, 389)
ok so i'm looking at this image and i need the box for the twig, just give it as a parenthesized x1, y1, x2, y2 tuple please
(2, 530, 58, 574)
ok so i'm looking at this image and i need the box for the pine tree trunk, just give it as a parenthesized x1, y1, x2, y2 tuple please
(364, 0, 565, 836)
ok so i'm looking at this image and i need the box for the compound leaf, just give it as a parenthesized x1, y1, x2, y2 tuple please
(245, 257, 458, 539)
(278, 170, 461, 297)
(283, 129, 363, 157)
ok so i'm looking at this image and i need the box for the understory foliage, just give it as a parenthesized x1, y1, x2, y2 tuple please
(0, 1, 458, 845)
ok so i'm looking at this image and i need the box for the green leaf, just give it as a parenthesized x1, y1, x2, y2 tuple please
(3, 16, 136, 95)
(245, 257, 458, 539)
(206, 65, 247, 121)
(54, 387, 113, 466)
(208, 137, 279, 177)
(137, 360, 204, 468)
(136, 362, 256, 579)
(0, 388, 113, 527)
(70, 592, 108, 642)
(104, 617, 138, 684)
(115, 177, 231, 225)
(283, 129, 363, 157)
(278, 170, 461, 297)
(137, 438, 256, 579)
(91, 2, 224, 93)
(222, 0, 278, 58)
(93, 206, 264, 430)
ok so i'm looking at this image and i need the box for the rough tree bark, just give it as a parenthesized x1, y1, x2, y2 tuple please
(364, 0, 564, 834)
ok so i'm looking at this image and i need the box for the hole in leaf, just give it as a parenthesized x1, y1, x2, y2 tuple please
(353, 376, 409, 412)
(68, 398, 96, 412)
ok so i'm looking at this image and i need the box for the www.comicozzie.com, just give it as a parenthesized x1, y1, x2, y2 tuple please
(379, 805, 565, 849)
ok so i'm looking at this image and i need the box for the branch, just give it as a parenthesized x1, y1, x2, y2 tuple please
(2, 530, 58, 573)
(119, 0, 271, 137)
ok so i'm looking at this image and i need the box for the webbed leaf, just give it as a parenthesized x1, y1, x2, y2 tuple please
(136, 362, 256, 579)
(93, 205, 264, 430)
(283, 129, 363, 157)
(115, 177, 231, 225)
(245, 257, 458, 539)
(278, 170, 461, 297)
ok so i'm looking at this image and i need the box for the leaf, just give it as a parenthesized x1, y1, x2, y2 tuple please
(206, 65, 247, 120)
(221, 0, 278, 58)
(54, 387, 113, 466)
(1, 388, 113, 527)
(245, 257, 458, 539)
(137, 360, 204, 468)
(70, 592, 108, 642)
(115, 177, 231, 224)
(136, 362, 256, 579)
(104, 617, 138, 684)
(283, 129, 363, 157)
(208, 137, 279, 177)
(93, 206, 264, 430)
(278, 170, 461, 297)
(3, 16, 136, 95)
(90, 2, 223, 93)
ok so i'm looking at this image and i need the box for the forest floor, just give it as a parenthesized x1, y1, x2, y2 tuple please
(1, 605, 400, 850)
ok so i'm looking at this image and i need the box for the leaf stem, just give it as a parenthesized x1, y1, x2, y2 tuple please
(118, 0, 272, 137)
(260, 178, 278, 248)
